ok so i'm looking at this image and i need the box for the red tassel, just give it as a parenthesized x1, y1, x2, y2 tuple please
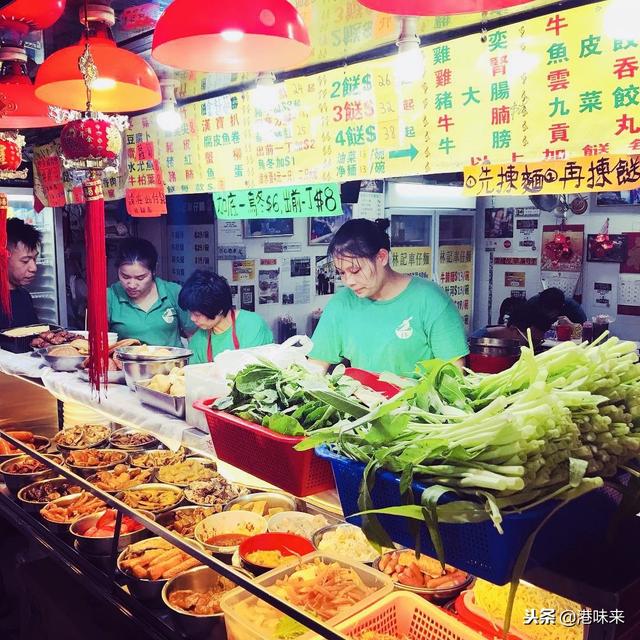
(83, 172, 109, 394)
(0, 193, 11, 320)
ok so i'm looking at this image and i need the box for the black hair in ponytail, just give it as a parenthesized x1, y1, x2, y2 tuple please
(328, 218, 391, 259)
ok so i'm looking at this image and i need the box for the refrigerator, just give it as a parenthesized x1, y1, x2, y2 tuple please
(5, 188, 64, 326)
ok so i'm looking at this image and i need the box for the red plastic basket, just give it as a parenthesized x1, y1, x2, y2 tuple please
(193, 368, 400, 497)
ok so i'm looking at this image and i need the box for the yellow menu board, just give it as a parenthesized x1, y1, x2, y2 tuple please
(438, 244, 474, 328)
(126, 1, 636, 194)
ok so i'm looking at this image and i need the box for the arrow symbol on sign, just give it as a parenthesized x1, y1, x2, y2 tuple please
(388, 144, 418, 161)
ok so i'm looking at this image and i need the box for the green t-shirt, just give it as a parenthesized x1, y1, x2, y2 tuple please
(310, 277, 469, 377)
(107, 277, 195, 347)
(188, 310, 274, 364)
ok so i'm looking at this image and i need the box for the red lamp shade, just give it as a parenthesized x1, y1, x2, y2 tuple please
(35, 33, 161, 112)
(356, 0, 534, 15)
(152, 0, 311, 73)
(0, 56, 57, 129)
(0, 0, 66, 30)
(0, 137, 21, 171)
(60, 117, 122, 162)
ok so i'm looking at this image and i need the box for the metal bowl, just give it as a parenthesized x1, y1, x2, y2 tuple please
(40, 491, 107, 536)
(70, 508, 155, 555)
(0, 434, 50, 464)
(373, 551, 475, 602)
(52, 425, 112, 453)
(86, 466, 153, 494)
(79, 367, 125, 385)
(156, 457, 218, 488)
(194, 511, 267, 556)
(129, 448, 186, 470)
(223, 491, 297, 518)
(156, 506, 218, 539)
(239, 532, 315, 575)
(17, 477, 83, 513)
(117, 482, 184, 514)
(311, 524, 380, 566)
(116, 346, 193, 362)
(122, 357, 191, 391)
(0, 454, 63, 496)
(36, 345, 86, 371)
(109, 427, 159, 451)
(65, 449, 129, 479)
(117, 536, 204, 601)
(161, 566, 235, 638)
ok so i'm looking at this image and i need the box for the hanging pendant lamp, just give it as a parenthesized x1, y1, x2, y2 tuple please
(0, 46, 57, 129)
(152, 0, 311, 73)
(35, 4, 161, 113)
(356, 0, 534, 16)
(0, 0, 66, 31)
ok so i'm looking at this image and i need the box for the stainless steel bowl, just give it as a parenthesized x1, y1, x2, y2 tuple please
(161, 566, 234, 638)
(40, 491, 106, 536)
(86, 466, 153, 494)
(0, 434, 50, 464)
(52, 425, 112, 453)
(70, 508, 155, 555)
(78, 367, 125, 385)
(36, 345, 86, 371)
(156, 506, 218, 539)
(117, 536, 204, 601)
(223, 491, 297, 517)
(109, 427, 159, 451)
(117, 482, 184, 514)
(0, 454, 63, 496)
(156, 457, 218, 487)
(116, 346, 193, 362)
(65, 449, 129, 479)
(311, 524, 380, 566)
(122, 357, 191, 391)
(17, 477, 82, 513)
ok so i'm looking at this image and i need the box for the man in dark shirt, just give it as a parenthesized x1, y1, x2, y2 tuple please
(529, 287, 587, 324)
(0, 218, 42, 330)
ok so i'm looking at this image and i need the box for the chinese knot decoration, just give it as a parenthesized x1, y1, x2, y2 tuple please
(544, 232, 573, 265)
(60, 116, 121, 168)
(0, 132, 27, 180)
(590, 218, 615, 259)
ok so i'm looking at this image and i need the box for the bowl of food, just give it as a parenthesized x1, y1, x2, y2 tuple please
(162, 566, 236, 638)
(194, 511, 267, 556)
(70, 507, 154, 555)
(312, 524, 381, 565)
(156, 458, 217, 487)
(155, 506, 217, 539)
(183, 474, 250, 509)
(267, 511, 329, 540)
(65, 448, 129, 478)
(109, 427, 159, 451)
(239, 532, 315, 575)
(129, 447, 186, 470)
(87, 464, 153, 493)
(17, 477, 83, 513)
(117, 536, 204, 601)
(40, 491, 107, 535)
(53, 424, 111, 453)
(36, 344, 87, 371)
(224, 492, 297, 518)
(0, 453, 63, 496)
(374, 550, 473, 602)
(0, 430, 50, 463)
(118, 483, 184, 514)
(116, 346, 192, 391)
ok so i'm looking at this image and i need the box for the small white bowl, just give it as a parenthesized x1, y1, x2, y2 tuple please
(267, 510, 329, 540)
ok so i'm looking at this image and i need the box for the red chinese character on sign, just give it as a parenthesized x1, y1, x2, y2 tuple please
(438, 115, 454, 131)
(403, 98, 415, 111)
(614, 56, 639, 80)
(547, 69, 570, 91)
(545, 14, 568, 36)
(543, 148, 567, 160)
(630, 138, 640, 151)
(435, 69, 452, 86)
(491, 106, 511, 125)
(549, 122, 569, 143)
(490, 56, 508, 76)
(616, 113, 640, 135)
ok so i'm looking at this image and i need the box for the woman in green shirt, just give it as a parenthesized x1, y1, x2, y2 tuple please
(178, 269, 273, 364)
(107, 238, 195, 347)
(309, 219, 469, 378)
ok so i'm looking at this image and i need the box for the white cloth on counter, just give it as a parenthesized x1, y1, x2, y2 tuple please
(40, 369, 190, 451)
(0, 348, 48, 378)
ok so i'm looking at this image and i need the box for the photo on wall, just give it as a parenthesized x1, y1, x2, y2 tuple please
(308, 204, 353, 245)
(315, 255, 339, 296)
(596, 190, 640, 206)
(484, 207, 514, 239)
(258, 269, 279, 304)
(243, 218, 294, 238)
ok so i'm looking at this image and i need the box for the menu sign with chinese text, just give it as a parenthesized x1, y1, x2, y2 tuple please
(439, 245, 474, 328)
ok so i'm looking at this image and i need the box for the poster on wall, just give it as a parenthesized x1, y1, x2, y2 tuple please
(593, 281, 616, 310)
(219, 220, 243, 243)
(308, 204, 353, 246)
(484, 208, 514, 251)
(621, 233, 640, 274)
(597, 190, 640, 207)
(243, 219, 294, 238)
(258, 269, 279, 304)
(232, 260, 255, 282)
(316, 256, 338, 296)
(240, 285, 255, 312)
(391, 247, 432, 279)
(505, 272, 526, 288)
(541, 226, 584, 273)
(618, 274, 640, 316)
(514, 209, 540, 253)
(230, 285, 239, 308)
(587, 234, 627, 263)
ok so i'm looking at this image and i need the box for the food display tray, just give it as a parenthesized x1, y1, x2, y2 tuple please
(0, 324, 61, 353)
(135, 380, 186, 418)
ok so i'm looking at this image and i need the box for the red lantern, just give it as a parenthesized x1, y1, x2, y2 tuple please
(356, 0, 534, 15)
(0, 137, 21, 172)
(0, 0, 66, 31)
(60, 117, 122, 165)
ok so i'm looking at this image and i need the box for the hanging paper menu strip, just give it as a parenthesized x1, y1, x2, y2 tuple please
(213, 183, 342, 219)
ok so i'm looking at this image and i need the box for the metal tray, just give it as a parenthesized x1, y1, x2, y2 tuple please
(135, 379, 186, 418)
(115, 346, 192, 362)
(78, 367, 126, 385)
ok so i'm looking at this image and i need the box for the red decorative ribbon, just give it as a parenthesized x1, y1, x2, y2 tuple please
(0, 193, 10, 320)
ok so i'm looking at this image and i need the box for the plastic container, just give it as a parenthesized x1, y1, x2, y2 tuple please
(317, 446, 561, 586)
(194, 399, 335, 497)
(184, 362, 230, 431)
(343, 367, 401, 399)
(220, 553, 393, 640)
(325, 591, 486, 640)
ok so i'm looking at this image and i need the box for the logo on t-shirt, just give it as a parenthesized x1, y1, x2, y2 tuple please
(395, 317, 414, 339)
(162, 307, 177, 324)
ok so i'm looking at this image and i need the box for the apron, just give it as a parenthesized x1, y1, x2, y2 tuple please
(206, 309, 239, 363)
